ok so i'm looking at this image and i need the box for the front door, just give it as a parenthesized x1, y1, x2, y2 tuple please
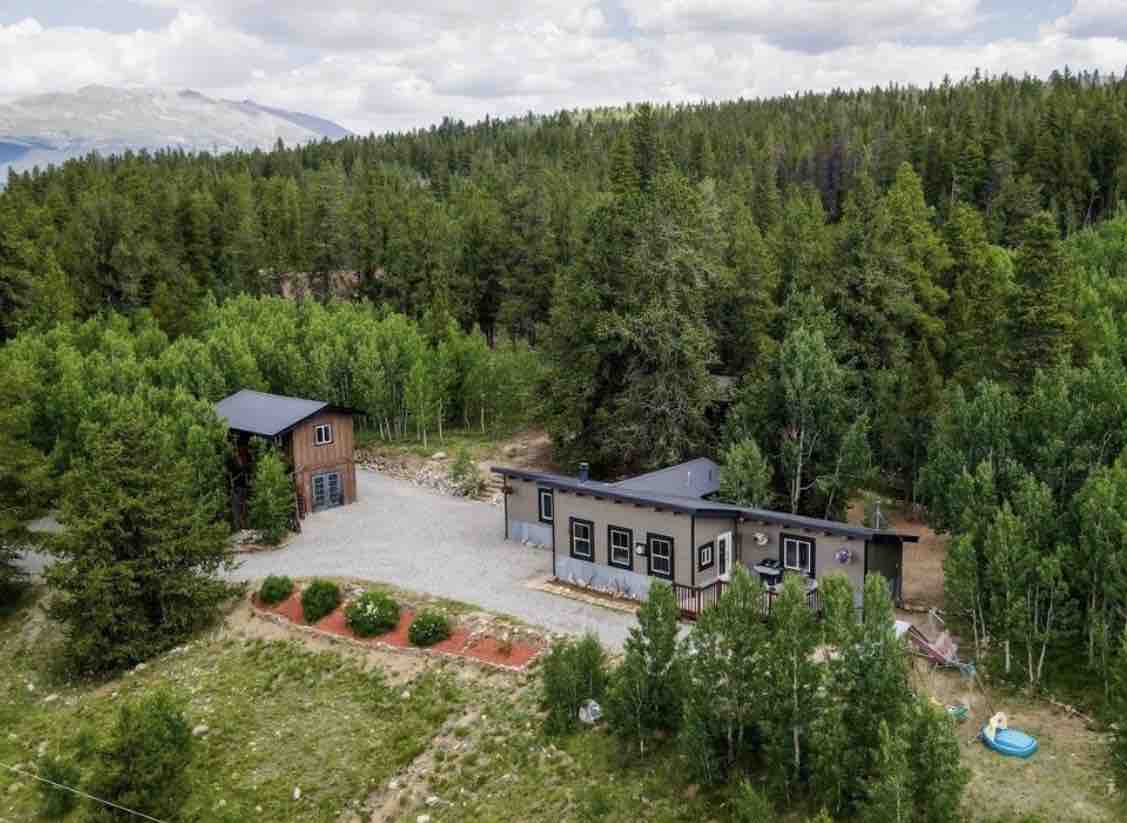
(717, 531, 733, 581)
(312, 472, 343, 512)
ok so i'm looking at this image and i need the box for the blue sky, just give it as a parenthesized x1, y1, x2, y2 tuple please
(1, 1, 1124, 133)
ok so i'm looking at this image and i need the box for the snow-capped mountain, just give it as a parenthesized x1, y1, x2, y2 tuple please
(0, 85, 352, 176)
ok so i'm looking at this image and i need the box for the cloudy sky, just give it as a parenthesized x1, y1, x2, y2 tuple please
(2, 1, 1126, 134)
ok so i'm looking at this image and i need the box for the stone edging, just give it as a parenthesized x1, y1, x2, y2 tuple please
(247, 597, 543, 674)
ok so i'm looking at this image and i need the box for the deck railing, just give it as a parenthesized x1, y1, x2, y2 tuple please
(672, 580, 820, 620)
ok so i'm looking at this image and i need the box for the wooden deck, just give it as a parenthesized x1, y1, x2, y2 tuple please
(672, 580, 821, 620)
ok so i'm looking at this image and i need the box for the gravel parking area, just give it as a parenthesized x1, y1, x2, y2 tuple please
(230, 469, 637, 650)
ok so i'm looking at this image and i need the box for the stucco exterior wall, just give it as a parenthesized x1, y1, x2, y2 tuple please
(550, 489, 695, 585)
(739, 520, 866, 602)
(503, 477, 552, 544)
(693, 516, 739, 587)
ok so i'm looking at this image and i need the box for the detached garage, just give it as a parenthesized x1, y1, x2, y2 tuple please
(216, 389, 358, 521)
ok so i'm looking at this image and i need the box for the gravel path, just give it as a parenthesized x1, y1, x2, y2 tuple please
(229, 470, 637, 650)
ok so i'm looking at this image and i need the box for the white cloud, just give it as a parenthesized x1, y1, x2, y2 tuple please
(620, 0, 983, 53)
(1051, 0, 1127, 40)
(0, 13, 288, 103)
(2, 3, 1126, 136)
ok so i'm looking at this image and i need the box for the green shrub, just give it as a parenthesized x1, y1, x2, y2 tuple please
(36, 755, 81, 819)
(345, 590, 400, 636)
(732, 779, 775, 823)
(258, 575, 294, 605)
(85, 690, 194, 822)
(301, 579, 340, 623)
(448, 447, 484, 497)
(408, 609, 452, 647)
(540, 632, 608, 735)
(248, 445, 293, 545)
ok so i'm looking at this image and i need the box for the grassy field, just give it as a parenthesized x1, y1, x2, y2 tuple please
(1, 585, 1121, 823)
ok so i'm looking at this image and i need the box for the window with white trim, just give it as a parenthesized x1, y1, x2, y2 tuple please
(538, 489, 554, 523)
(608, 526, 633, 569)
(648, 534, 674, 580)
(698, 541, 714, 571)
(782, 535, 814, 574)
(314, 423, 333, 446)
(570, 519, 593, 560)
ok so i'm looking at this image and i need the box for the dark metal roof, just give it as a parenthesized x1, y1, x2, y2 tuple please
(215, 389, 329, 437)
(491, 463, 919, 542)
(613, 457, 720, 498)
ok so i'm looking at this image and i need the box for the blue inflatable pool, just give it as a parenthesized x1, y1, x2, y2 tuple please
(982, 727, 1038, 758)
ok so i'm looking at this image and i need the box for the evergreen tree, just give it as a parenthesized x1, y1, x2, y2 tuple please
(718, 438, 773, 508)
(86, 690, 194, 821)
(1110, 627, 1127, 786)
(45, 393, 234, 673)
(678, 566, 767, 780)
(1009, 211, 1076, 384)
(605, 582, 684, 755)
(762, 573, 821, 801)
(908, 697, 969, 823)
(944, 203, 1015, 385)
(858, 721, 912, 823)
(248, 445, 293, 545)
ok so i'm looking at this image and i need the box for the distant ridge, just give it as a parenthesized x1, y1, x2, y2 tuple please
(0, 85, 352, 176)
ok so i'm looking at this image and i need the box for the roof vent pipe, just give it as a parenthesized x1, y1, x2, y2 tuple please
(578, 462, 589, 483)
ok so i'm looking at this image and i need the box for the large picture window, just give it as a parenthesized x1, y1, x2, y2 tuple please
(782, 534, 815, 574)
(648, 534, 674, 580)
(608, 526, 633, 570)
(570, 518, 594, 560)
(538, 488, 554, 523)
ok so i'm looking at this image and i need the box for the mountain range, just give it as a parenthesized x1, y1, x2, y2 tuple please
(0, 85, 352, 176)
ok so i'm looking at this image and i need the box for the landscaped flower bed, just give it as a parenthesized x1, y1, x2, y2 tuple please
(252, 584, 543, 671)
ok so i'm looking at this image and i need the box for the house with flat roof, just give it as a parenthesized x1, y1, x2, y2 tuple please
(492, 459, 917, 618)
(216, 389, 357, 521)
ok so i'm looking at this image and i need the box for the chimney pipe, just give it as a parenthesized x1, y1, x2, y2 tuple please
(578, 462, 589, 483)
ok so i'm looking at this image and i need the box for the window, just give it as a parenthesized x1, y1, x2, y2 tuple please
(698, 541, 714, 571)
(608, 526, 633, 570)
(314, 423, 333, 446)
(538, 489, 554, 523)
(570, 518, 594, 560)
(782, 534, 814, 574)
(648, 534, 674, 580)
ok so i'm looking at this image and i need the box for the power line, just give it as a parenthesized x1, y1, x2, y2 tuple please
(1, 762, 170, 823)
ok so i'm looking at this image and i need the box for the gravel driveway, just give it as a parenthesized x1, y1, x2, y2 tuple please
(230, 469, 637, 650)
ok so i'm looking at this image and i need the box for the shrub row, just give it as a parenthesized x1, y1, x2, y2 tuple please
(259, 579, 453, 648)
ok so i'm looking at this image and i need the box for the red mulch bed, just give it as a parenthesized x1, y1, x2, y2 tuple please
(256, 591, 306, 624)
(463, 636, 541, 668)
(252, 593, 541, 670)
(429, 627, 472, 655)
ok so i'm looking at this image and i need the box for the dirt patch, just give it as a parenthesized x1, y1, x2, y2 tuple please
(463, 636, 540, 668)
(848, 497, 947, 610)
(910, 660, 1118, 821)
(488, 428, 554, 472)
(895, 512, 947, 609)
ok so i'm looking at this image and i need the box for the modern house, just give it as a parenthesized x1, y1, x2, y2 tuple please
(493, 458, 917, 617)
(216, 389, 357, 521)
